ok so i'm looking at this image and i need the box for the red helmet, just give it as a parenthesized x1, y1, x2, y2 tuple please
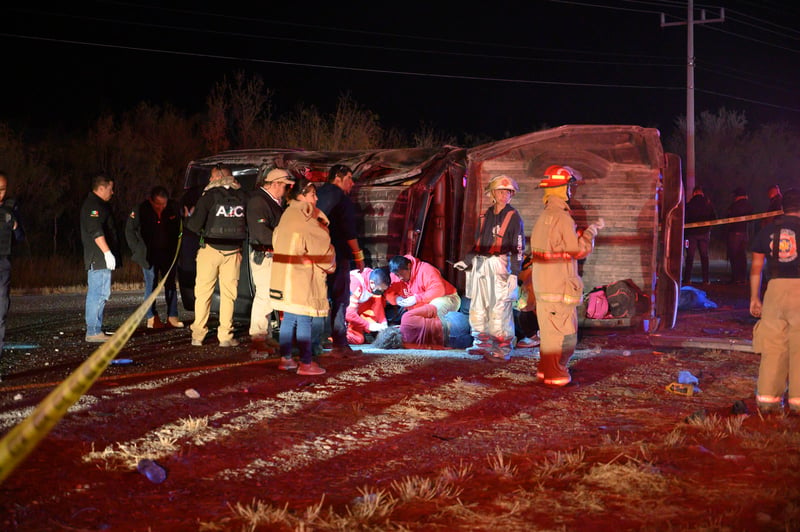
(540, 165, 579, 188)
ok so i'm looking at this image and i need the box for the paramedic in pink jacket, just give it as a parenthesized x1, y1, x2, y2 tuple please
(386, 255, 461, 345)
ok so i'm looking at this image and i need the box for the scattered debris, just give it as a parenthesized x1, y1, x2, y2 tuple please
(731, 400, 748, 415)
(137, 459, 167, 484)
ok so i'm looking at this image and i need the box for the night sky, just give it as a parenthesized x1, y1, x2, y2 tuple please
(2, 1, 798, 139)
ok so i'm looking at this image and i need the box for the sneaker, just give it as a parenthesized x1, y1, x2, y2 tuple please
(167, 317, 185, 328)
(324, 346, 362, 358)
(466, 346, 489, 357)
(146, 316, 166, 329)
(85, 333, 109, 343)
(278, 357, 298, 371)
(219, 338, 240, 348)
(483, 351, 510, 363)
(297, 361, 326, 375)
(191, 338, 203, 347)
(516, 336, 540, 348)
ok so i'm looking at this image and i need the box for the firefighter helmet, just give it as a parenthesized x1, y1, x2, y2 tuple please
(486, 174, 520, 196)
(539, 165, 580, 188)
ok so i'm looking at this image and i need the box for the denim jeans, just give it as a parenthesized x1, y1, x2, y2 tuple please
(327, 258, 351, 348)
(279, 312, 314, 364)
(0, 257, 11, 354)
(143, 263, 178, 319)
(85, 267, 111, 336)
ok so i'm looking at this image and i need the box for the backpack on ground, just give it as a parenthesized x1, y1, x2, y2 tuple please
(585, 287, 609, 319)
(604, 279, 641, 318)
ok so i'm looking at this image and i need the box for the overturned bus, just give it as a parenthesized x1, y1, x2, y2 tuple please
(180, 124, 684, 331)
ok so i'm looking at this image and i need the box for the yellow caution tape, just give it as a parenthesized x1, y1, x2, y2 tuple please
(684, 210, 783, 229)
(0, 229, 183, 484)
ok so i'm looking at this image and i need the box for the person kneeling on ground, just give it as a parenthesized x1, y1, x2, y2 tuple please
(386, 255, 461, 346)
(346, 267, 390, 344)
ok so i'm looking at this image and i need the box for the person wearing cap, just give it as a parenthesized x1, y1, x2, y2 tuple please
(271, 176, 336, 376)
(246, 167, 294, 354)
(530, 165, 604, 386)
(125, 185, 183, 329)
(316, 164, 366, 358)
(186, 165, 248, 347)
(726, 187, 754, 284)
(453, 175, 525, 362)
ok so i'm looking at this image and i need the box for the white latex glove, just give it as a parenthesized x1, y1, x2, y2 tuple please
(505, 275, 519, 301)
(372, 322, 388, 332)
(396, 295, 418, 308)
(453, 260, 469, 271)
(591, 218, 605, 231)
(104, 251, 116, 271)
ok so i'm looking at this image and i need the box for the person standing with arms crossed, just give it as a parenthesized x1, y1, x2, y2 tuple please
(530, 165, 603, 386)
(316, 164, 365, 358)
(80, 174, 119, 343)
(246, 167, 293, 355)
(125, 185, 183, 329)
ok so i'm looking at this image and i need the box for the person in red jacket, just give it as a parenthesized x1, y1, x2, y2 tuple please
(386, 255, 461, 345)
(346, 267, 391, 344)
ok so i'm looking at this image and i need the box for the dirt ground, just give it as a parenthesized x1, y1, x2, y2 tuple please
(1, 281, 799, 531)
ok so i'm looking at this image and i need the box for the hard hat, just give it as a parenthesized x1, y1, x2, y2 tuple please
(539, 165, 580, 188)
(486, 174, 520, 195)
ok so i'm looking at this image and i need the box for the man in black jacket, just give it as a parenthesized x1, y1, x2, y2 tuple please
(125, 186, 183, 329)
(0, 171, 24, 369)
(316, 164, 365, 358)
(186, 165, 248, 347)
(726, 187, 754, 284)
(684, 185, 717, 285)
(80, 174, 119, 343)
(246, 167, 292, 354)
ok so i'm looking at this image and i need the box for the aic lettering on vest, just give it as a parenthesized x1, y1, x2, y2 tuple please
(215, 205, 245, 218)
(204, 189, 247, 240)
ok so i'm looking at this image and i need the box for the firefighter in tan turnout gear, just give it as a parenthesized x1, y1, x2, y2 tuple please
(530, 165, 604, 386)
(454, 175, 525, 362)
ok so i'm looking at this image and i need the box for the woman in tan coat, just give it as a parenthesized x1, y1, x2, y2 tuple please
(270, 177, 336, 375)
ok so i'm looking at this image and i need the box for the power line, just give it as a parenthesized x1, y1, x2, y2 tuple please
(696, 88, 800, 113)
(4, 8, 684, 68)
(0, 31, 685, 90)
(89, 1, 674, 60)
(705, 25, 800, 54)
(725, 13, 800, 41)
(696, 65, 796, 94)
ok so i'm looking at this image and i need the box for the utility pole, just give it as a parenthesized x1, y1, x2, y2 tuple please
(661, 1, 724, 195)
